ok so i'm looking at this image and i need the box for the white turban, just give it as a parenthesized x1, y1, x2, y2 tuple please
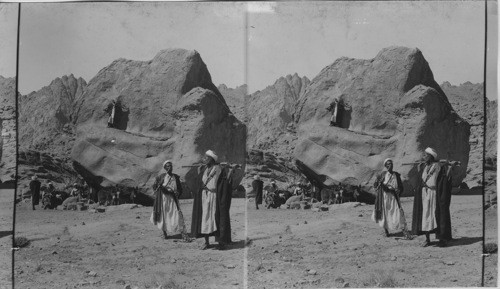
(163, 160, 172, 167)
(383, 158, 393, 166)
(271, 181, 276, 184)
(205, 150, 218, 162)
(254, 175, 260, 180)
(425, 147, 438, 159)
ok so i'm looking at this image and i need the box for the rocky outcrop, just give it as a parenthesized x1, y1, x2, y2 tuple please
(19, 74, 86, 157)
(218, 84, 247, 124)
(486, 100, 497, 168)
(0, 76, 17, 181)
(246, 73, 310, 154)
(71, 49, 246, 196)
(440, 81, 484, 187)
(294, 46, 470, 194)
(17, 150, 80, 192)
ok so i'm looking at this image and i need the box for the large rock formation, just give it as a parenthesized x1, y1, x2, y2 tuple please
(217, 84, 247, 124)
(246, 73, 310, 155)
(440, 81, 484, 187)
(0, 76, 17, 181)
(294, 46, 470, 194)
(19, 74, 86, 157)
(71, 49, 246, 196)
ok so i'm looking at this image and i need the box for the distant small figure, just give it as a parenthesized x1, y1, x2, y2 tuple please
(105, 100, 117, 128)
(327, 99, 339, 127)
(252, 175, 264, 210)
(70, 183, 80, 199)
(29, 176, 41, 210)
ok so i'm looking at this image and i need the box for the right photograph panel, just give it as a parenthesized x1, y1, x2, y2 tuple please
(244, 1, 491, 287)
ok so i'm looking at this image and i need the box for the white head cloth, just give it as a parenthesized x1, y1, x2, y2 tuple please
(205, 150, 218, 162)
(383, 158, 393, 166)
(254, 175, 260, 180)
(425, 147, 438, 159)
(163, 160, 172, 167)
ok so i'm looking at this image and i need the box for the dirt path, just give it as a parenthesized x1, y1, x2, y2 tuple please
(14, 199, 247, 289)
(246, 195, 483, 288)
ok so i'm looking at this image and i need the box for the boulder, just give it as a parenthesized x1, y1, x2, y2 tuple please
(0, 76, 17, 180)
(294, 46, 470, 194)
(70, 49, 246, 197)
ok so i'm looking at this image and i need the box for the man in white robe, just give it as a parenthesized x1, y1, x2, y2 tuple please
(372, 158, 410, 239)
(150, 160, 189, 241)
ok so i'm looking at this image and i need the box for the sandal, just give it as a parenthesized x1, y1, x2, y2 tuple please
(201, 243, 210, 250)
(421, 241, 431, 247)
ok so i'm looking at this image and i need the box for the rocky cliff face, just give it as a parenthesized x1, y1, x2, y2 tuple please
(440, 81, 486, 187)
(293, 47, 470, 194)
(70, 49, 246, 195)
(0, 76, 17, 181)
(19, 74, 86, 157)
(246, 73, 310, 154)
(217, 84, 247, 124)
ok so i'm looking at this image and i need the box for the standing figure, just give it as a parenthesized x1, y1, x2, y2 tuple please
(411, 147, 455, 247)
(191, 150, 223, 250)
(29, 176, 41, 210)
(372, 158, 410, 238)
(216, 163, 237, 247)
(252, 175, 264, 210)
(150, 160, 189, 241)
(327, 99, 339, 126)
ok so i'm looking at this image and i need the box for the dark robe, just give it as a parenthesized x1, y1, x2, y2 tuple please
(411, 163, 453, 241)
(30, 180, 41, 205)
(152, 173, 182, 224)
(215, 167, 233, 244)
(191, 165, 223, 239)
(252, 179, 264, 205)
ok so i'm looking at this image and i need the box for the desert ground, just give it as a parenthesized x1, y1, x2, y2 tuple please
(246, 195, 485, 288)
(9, 191, 493, 288)
(0, 189, 14, 289)
(13, 198, 247, 289)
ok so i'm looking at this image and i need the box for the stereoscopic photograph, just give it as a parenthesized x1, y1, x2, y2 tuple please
(0, 1, 497, 288)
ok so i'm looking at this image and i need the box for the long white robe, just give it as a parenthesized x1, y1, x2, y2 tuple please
(150, 174, 185, 234)
(421, 163, 440, 231)
(201, 165, 222, 234)
(372, 171, 407, 231)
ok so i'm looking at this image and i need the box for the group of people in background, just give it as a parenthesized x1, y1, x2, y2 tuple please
(372, 147, 456, 247)
(27, 176, 137, 210)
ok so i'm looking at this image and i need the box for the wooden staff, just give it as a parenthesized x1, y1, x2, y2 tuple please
(401, 160, 461, 166)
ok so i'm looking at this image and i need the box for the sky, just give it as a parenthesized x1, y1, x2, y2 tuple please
(0, 1, 497, 99)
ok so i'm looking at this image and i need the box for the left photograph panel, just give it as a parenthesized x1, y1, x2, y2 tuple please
(0, 3, 19, 288)
(14, 2, 247, 288)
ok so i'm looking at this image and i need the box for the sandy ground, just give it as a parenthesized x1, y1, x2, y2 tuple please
(484, 204, 498, 287)
(13, 199, 247, 289)
(247, 195, 485, 288)
(0, 189, 14, 289)
(7, 193, 497, 288)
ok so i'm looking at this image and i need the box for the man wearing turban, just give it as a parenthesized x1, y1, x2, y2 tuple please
(411, 147, 454, 247)
(191, 150, 225, 250)
(372, 158, 410, 239)
(150, 160, 189, 241)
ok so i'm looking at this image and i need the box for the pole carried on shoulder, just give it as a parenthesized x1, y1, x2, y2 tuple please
(401, 159, 461, 166)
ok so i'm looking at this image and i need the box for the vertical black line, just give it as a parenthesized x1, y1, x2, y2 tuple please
(243, 6, 248, 288)
(12, 3, 21, 289)
(481, 0, 487, 287)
